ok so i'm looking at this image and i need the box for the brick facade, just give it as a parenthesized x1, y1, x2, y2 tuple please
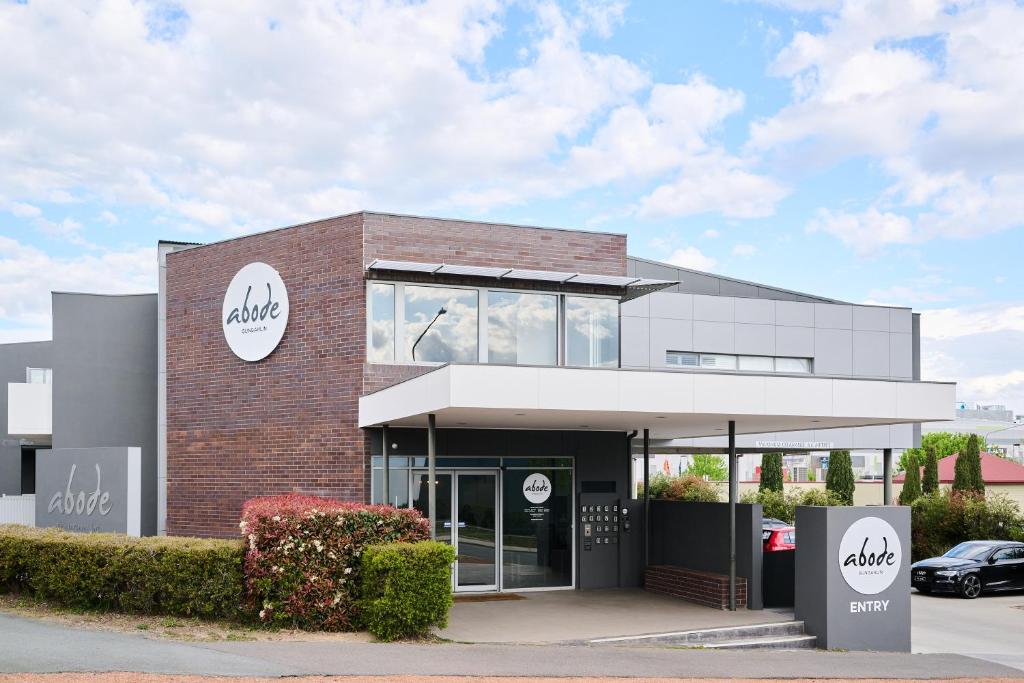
(165, 212, 626, 537)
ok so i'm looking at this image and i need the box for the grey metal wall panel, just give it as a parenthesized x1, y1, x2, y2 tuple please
(735, 323, 775, 356)
(890, 423, 914, 449)
(650, 318, 693, 364)
(676, 271, 722, 295)
(775, 301, 814, 327)
(889, 333, 913, 379)
(693, 321, 735, 354)
(734, 297, 774, 324)
(0, 341, 53, 495)
(692, 294, 734, 322)
(814, 328, 853, 375)
(762, 288, 797, 301)
(852, 330, 890, 377)
(776, 325, 814, 358)
(633, 260, 681, 282)
(852, 306, 891, 332)
(815, 303, 853, 329)
(718, 280, 758, 297)
(890, 308, 912, 334)
(620, 316, 650, 368)
(52, 293, 158, 536)
(649, 292, 692, 319)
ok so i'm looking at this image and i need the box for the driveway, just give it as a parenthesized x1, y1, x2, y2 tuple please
(0, 611, 1021, 679)
(912, 590, 1024, 673)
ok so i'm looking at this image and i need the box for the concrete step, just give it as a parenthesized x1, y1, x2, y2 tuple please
(702, 634, 818, 650)
(589, 620, 815, 649)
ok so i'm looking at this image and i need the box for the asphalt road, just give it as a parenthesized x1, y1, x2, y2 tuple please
(0, 611, 1021, 679)
(911, 589, 1024, 673)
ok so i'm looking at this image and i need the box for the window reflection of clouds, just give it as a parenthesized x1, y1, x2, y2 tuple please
(565, 296, 618, 368)
(369, 283, 395, 362)
(487, 292, 557, 365)
(404, 286, 478, 362)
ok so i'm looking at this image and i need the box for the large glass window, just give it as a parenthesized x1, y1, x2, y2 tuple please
(368, 283, 396, 362)
(487, 291, 558, 365)
(404, 286, 478, 362)
(26, 368, 52, 384)
(565, 296, 618, 367)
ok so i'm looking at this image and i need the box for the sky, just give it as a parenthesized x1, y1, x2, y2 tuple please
(1, 0, 1023, 415)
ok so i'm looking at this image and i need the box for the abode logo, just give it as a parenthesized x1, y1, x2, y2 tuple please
(523, 473, 552, 504)
(838, 516, 902, 595)
(47, 463, 112, 517)
(222, 262, 290, 361)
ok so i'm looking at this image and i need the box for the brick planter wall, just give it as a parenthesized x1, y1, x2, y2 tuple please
(644, 565, 747, 610)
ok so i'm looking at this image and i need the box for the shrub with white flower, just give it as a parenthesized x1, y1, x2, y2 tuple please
(240, 494, 429, 631)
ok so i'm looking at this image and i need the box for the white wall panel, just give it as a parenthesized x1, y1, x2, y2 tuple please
(776, 325, 815, 358)
(735, 298, 775, 324)
(649, 292, 692, 320)
(776, 301, 814, 327)
(735, 323, 775, 356)
(650, 317, 693, 364)
(815, 303, 853, 329)
(693, 294, 735, 322)
(852, 330, 890, 377)
(620, 316, 650, 368)
(693, 321, 735, 354)
(814, 328, 853, 375)
(853, 306, 891, 332)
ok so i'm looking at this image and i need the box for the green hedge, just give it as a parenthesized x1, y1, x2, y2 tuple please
(911, 491, 1024, 561)
(0, 525, 247, 620)
(359, 541, 456, 641)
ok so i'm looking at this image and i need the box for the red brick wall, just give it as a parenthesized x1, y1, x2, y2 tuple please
(166, 214, 366, 538)
(166, 212, 628, 537)
(645, 565, 747, 610)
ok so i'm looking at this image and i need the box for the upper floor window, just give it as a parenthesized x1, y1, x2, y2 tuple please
(367, 282, 619, 368)
(487, 291, 557, 365)
(404, 286, 478, 363)
(666, 352, 811, 374)
(565, 296, 619, 368)
(368, 283, 395, 362)
(26, 367, 52, 384)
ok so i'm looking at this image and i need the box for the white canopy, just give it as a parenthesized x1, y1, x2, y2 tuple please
(359, 364, 955, 438)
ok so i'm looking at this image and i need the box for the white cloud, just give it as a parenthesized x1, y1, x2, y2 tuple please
(0, 235, 156, 342)
(9, 202, 42, 219)
(702, 229, 720, 239)
(751, 0, 1024, 251)
(667, 246, 717, 272)
(732, 243, 757, 257)
(805, 207, 914, 255)
(0, 1, 786, 235)
(918, 303, 1024, 341)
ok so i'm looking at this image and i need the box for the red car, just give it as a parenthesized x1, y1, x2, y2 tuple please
(763, 526, 796, 552)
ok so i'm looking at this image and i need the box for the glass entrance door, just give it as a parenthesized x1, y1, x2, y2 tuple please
(454, 472, 498, 591)
(411, 469, 499, 592)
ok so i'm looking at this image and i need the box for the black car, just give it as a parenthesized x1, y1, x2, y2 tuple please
(911, 540, 1024, 599)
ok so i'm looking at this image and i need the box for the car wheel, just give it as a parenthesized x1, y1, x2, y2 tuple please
(916, 586, 931, 594)
(959, 573, 982, 599)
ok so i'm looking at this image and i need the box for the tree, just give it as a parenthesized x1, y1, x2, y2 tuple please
(922, 432, 987, 460)
(899, 452, 922, 505)
(825, 450, 855, 506)
(953, 434, 985, 495)
(759, 452, 784, 493)
(684, 454, 729, 481)
(922, 445, 939, 495)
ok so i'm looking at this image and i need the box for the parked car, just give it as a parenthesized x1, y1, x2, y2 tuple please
(911, 540, 1024, 599)
(763, 525, 796, 552)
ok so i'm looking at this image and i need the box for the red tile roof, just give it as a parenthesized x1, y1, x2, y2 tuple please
(894, 451, 1024, 484)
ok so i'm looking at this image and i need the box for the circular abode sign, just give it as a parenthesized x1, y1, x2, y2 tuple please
(838, 516, 902, 595)
(523, 473, 552, 504)
(222, 262, 289, 362)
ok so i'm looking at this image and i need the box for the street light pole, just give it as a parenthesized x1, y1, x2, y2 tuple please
(411, 307, 447, 361)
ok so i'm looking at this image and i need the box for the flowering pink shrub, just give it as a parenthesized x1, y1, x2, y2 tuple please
(240, 494, 429, 630)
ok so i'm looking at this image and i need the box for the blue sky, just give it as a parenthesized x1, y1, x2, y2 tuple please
(1, 0, 1023, 413)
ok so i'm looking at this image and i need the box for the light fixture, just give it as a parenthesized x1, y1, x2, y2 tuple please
(514, 413, 525, 417)
(655, 416, 666, 419)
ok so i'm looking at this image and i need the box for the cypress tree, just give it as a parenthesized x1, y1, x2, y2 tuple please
(921, 445, 939, 495)
(953, 434, 984, 495)
(825, 450, 855, 505)
(759, 452, 784, 493)
(898, 452, 922, 505)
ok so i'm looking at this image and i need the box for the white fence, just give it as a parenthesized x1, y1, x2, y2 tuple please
(0, 494, 35, 526)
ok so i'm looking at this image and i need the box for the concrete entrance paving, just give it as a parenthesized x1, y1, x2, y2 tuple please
(438, 588, 794, 643)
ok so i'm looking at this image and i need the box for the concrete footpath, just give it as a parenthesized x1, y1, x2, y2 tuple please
(1, 613, 1022, 680)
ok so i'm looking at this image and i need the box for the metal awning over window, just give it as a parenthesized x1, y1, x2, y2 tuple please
(366, 259, 677, 300)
